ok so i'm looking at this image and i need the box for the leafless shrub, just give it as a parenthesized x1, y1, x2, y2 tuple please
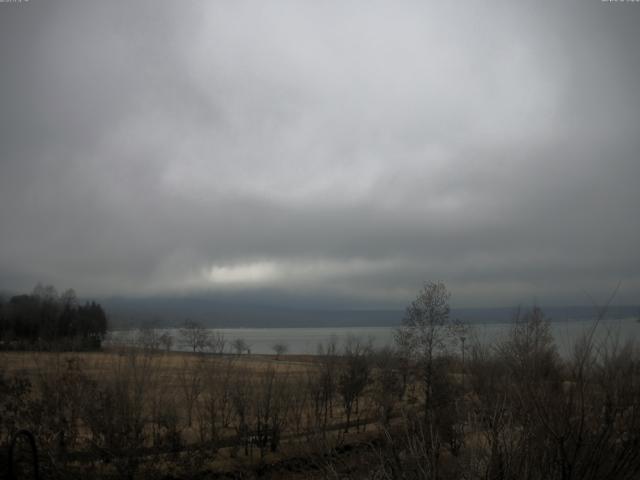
(338, 335, 372, 433)
(135, 324, 163, 352)
(230, 365, 252, 457)
(316, 337, 340, 428)
(371, 346, 404, 426)
(81, 350, 158, 478)
(251, 366, 291, 456)
(197, 355, 236, 447)
(177, 356, 204, 428)
(0, 366, 32, 445)
(287, 375, 309, 435)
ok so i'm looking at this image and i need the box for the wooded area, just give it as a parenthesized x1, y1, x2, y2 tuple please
(0, 285, 108, 351)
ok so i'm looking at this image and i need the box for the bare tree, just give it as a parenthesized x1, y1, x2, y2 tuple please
(232, 338, 248, 355)
(395, 281, 453, 413)
(272, 342, 288, 360)
(499, 305, 558, 382)
(208, 330, 226, 355)
(394, 281, 455, 478)
(180, 319, 211, 353)
(158, 332, 173, 352)
(136, 323, 162, 351)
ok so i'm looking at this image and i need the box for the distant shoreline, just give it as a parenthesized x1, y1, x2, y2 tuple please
(105, 317, 640, 357)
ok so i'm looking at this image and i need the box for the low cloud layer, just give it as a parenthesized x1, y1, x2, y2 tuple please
(1, 1, 639, 307)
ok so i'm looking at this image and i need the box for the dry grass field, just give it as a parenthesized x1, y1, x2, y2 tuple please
(0, 349, 317, 378)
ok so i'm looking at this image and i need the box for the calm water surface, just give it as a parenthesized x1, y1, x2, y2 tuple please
(107, 317, 640, 356)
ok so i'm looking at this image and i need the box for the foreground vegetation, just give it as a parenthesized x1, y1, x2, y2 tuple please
(1, 283, 639, 479)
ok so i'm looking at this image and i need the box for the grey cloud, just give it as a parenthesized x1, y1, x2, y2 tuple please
(1, 0, 639, 309)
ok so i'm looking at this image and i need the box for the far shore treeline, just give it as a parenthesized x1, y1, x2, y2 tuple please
(0, 284, 107, 350)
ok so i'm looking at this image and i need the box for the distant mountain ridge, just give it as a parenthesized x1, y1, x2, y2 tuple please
(100, 295, 640, 329)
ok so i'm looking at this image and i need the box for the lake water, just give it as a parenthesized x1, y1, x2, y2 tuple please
(106, 317, 640, 357)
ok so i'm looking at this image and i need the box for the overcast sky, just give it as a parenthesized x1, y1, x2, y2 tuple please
(1, 0, 639, 308)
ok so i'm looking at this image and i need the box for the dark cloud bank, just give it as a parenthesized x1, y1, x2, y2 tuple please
(1, 1, 639, 317)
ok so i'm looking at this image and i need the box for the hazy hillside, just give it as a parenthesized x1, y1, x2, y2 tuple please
(101, 295, 640, 329)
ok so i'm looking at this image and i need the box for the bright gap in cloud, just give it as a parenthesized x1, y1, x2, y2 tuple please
(199, 257, 398, 288)
(204, 262, 280, 285)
